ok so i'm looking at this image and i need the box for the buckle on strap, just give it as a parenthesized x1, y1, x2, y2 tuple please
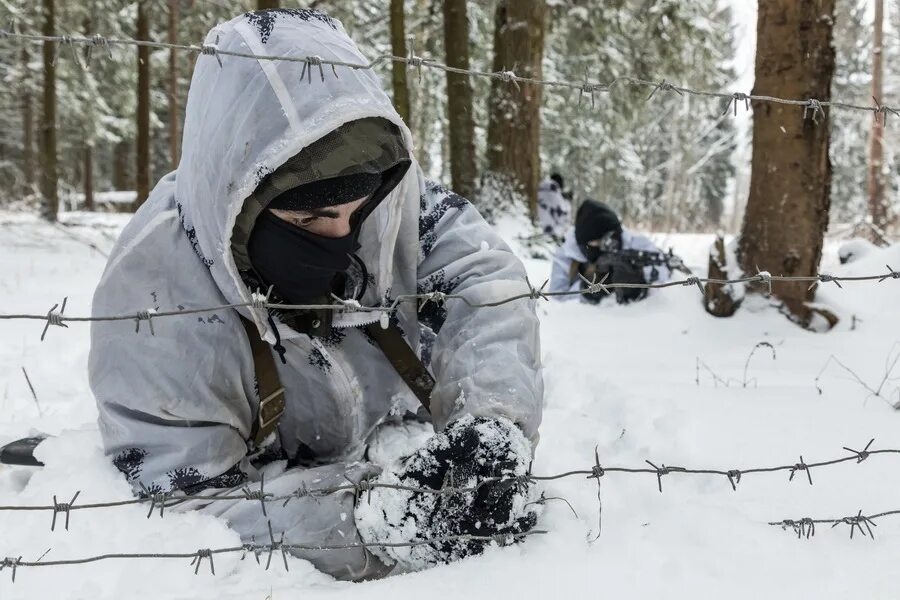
(257, 386, 285, 431)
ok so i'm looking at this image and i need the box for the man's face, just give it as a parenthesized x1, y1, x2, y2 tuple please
(269, 196, 368, 238)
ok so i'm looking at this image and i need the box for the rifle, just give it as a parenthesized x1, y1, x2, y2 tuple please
(574, 247, 690, 304)
(586, 247, 689, 280)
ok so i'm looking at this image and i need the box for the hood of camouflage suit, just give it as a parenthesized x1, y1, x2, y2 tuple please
(175, 9, 419, 344)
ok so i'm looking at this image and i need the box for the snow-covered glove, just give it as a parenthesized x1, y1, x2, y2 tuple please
(355, 415, 539, 571)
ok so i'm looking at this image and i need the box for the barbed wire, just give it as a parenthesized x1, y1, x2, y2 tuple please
(1, 28, 899, 122)
(1, 440, 897, 580)
(771, 508, 900, 540)
(1, 267, 899, 340)
(0, 529, 540, 582)
(1, 439, 897, 520)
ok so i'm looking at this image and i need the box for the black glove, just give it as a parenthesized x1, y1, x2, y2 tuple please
(610, 261, 648, 304)
(355, 416, 538, 570)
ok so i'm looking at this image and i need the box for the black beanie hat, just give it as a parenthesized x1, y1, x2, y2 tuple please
(550, 173, 564, 190)
(574, 199, 622, 247)
(268, 171, 383, 211)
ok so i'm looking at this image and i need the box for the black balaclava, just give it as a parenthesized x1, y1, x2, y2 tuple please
(574, 199, 622, 262)
(247, 160, 408, 308)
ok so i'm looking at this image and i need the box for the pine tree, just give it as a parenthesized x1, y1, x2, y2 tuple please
(485, 0, 547, 221)
(540, 0, 736, 231)
(738, 0, 836, 325)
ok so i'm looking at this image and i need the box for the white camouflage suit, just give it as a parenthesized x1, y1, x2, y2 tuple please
(89, 9, 542, 580)
(549, 226, 672, 297)
(536, 178, 570, 239)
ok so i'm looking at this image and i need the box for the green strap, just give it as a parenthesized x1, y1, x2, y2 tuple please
(239, 315, 432, 450)
(240, 316, 286, 448)
(365, 322, 434, 413)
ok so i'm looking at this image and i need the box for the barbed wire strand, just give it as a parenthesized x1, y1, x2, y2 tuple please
(1, 29, 899, 121)
(771, 508, 900, 540)
(1, 268, 899, 340)
(0, 530, 541, 582)
(0, 440, 896, 518)
(0, 438, 897, 579)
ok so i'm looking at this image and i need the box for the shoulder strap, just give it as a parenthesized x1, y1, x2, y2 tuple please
(364, 322, 434, 413)
(240, 316, 286, 448)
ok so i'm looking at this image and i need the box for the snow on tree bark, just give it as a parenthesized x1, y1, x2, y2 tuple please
(443, 0, 477, 201)
(486, 0, 547, 221)
(738, 0, 836, 324)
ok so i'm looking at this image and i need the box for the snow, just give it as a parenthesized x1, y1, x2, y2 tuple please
(2, 210, 900, 599)
(63, 191, 138, 211)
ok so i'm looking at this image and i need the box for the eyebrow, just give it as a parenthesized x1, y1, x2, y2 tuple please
(302, 207, 341, 219)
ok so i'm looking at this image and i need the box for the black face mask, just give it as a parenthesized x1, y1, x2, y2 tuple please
(247, 209, 358, 306)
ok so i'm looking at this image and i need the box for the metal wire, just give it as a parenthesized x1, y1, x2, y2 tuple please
(1, 268, 897, 340)
(1, 29, 898, 121)
(0, 440, 896, 514)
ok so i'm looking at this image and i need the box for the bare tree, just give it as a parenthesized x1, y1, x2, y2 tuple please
(868, 0, 887, 233)
(442, 0, 476, 200)
(389, 0, 410, 122)
(486, 0, 547, 220)
(83, 13, 94, 211)
(21, 46, 35, 194)
(113, 141, 131, 192)
(737, 0, 836, 324)
(40, 0, 59, 221)
(135, 0, 151, 210)
(168, 0, 180, 171)
(83, 148, 94, 211)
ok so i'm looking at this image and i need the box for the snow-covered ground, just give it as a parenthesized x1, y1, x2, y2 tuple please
(1, 210, 899, 599)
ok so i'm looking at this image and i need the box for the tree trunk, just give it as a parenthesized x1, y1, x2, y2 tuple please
(257, 0, 279, 10)
(135, 0, 151, 210)
(40, 0, 59, 221)
(83, 147, 94, 211)
(486, 0, 547, 220)
(443, 0, 476, 200)
(737, 0, 835, 324)
(113, 140, 132, 191)
(168, 0, 180, 170)
(22, 47, 35, 194)
(704, 235, 741, 317)
(868, 0, 887, 233)
(389, 0, 410, 122)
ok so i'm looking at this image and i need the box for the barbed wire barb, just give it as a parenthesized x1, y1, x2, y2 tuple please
(0, 557, 22, 583)
(50, 491, 80, 532)
(191, 548, 215, 575)
(833, 510, 877, 539)
(139, 483, 172, 519)
(788, 456, 813, 485)
(40, 297, 68, 341)
(264, 520, 289, 571)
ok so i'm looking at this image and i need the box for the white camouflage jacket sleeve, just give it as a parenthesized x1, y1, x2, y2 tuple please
(416, 182, 543, 441)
